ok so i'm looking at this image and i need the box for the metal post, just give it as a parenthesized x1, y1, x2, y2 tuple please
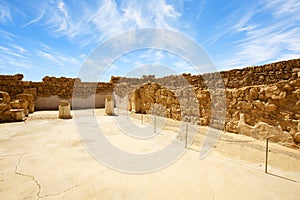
(265, 138, 269, 173)
(154, 116, 156, 133)
(185, 123, 188, 148)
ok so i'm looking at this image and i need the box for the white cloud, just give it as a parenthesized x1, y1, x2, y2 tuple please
(0, 46, 27, 59)
(91, 0, 124, 39)
(38, 42, 52, 51)
(22, 0, 183, 45)
(7, 59, 34, 70)
(120, 0, 180, 29)
(0, 1, 12, 24)
(217, 0, 300, 68)
(58, 1, 69, 19)
(37, 49, 80, 66)
(0, 45, 33, 70)
(264, 0, 300, 18)
(22, 9, 45, 28)
(37, 50, 57, 61)
(10, 44, 28, 54)
(0, 30, 17, 41)
(138, 49, 166, 63)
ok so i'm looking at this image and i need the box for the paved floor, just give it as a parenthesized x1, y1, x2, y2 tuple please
(0, 110, 300, 199)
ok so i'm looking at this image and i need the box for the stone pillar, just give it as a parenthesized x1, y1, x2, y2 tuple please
(131, 89, 141, 113)
(131, 97, 141, 113)
(105, 95, 114, 115)
(58, 100, 72, 119)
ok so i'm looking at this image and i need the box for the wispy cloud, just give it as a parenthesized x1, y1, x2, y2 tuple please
(216, 0, 300, 68)
(0, 46, 28, 59)
(120, 0, 180, 29)
(204, 7, 257, 45)
(0, 29, 17, 41)
(196, 0, 206, 19)
(22, 0, 183, 45)
(22, 9, 45, 28)
(0, 44, 33, 70)
(138, 49, 166, 63)
(0, 1, 12, 24)
(264, 0, 300, 17)
(0, 40, 79, 72)
(37, 42, 52, 51)
(10, 44, 28, 53)
(37, 50, 56, 61)
(37, 49, 79, 66)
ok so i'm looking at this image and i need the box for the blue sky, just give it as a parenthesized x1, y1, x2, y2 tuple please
(0, 0, 299, 81)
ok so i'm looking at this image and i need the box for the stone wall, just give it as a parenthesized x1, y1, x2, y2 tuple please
(111, 59, 300, 89)
(0, 58, 300, 147)
(0, 75, 113, 110)
(114, 59, 300, 148)
(0, 74, 24, 96)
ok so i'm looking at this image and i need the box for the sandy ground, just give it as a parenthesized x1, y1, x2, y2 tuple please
(0, 109, 300, 200)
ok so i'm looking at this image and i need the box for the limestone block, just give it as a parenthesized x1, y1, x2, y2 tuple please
(225, 121, 238, 133)
(19, 99, 29, 116)
(10, 100, 21, 109)
(23, 88, 37, 100)
(265, 103, 277, 112)
(264, 85, 286, 99)
(10, 109, 25, 121)
(0, 103, 9, 111)
(16, 93, 35, 113)
(236, 101, 253, 110)
(294, 89, 300, 99)
(0, 91, 10, 103)
(237, 113, 294, 145)
(105, 95, 114, 115)
(58, 100, 72, 119)
(293, 132, 300, 143)
(249, 87, 258, 100)
(9, 99, 29, 116)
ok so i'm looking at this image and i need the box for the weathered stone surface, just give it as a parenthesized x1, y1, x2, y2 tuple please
(10, 109, 25, 121)
(0, 91, 10, 103)
(294, 132, 300, 143)
(0, 103, 9, 112)
(1, 58, 300, 148)
(16, 93, 35, 113)
(249, 87, 259, 100)
(265, 103, 277, 112)
(238, 113, 294, 146)
(58, 100, 72, 119)
(264, 85, 286, 99)
(105, 95, 114, 115)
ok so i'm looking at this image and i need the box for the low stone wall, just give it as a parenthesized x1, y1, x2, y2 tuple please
(118, 59, 300, 148)
(0, 74, 24, 96)
(0, 75, 113, 110)
(125, 78, 300, 147)
(0, 58, 299, 148)
(111, 59, 300, 89)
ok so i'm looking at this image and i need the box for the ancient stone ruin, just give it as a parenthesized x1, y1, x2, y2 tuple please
(58, 100, 72, 119)
(0, 58, 299, 148)
(105, 94, 114, 115)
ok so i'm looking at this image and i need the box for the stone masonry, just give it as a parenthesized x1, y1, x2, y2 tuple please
(0, 58, 300, 147)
